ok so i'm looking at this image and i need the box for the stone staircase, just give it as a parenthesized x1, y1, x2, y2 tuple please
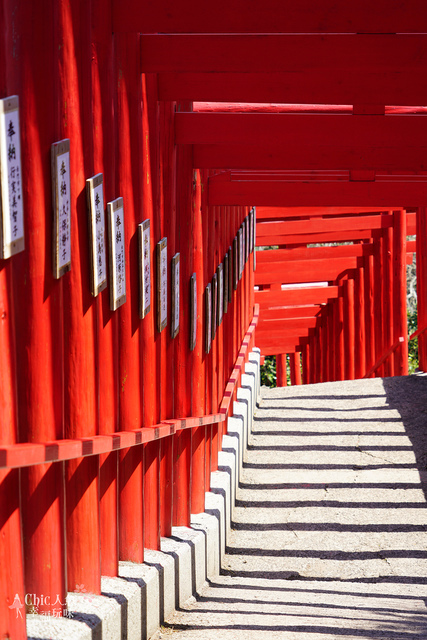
(159, 376, 427, 639)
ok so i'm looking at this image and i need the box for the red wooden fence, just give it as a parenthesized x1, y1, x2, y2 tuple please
(0, 5, 257, 634)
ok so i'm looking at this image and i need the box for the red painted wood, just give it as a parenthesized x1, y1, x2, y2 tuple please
(159, 101, 177, 539)
(258, 317, 318, 333)
(173, 102, 193, 527)
(393, 210, 409, 376)
(257, 206, 392, 220)
(344, 279, 355, 380)
(372, 231, 385, 377)
(354, 266, 366, 380)
(191, 170, 206, 513)
(416, 208, 427, 371)
(209, 178, 427, 207)
(0, 260, 25, 635)
(115, 32, 144, 564)
(336, 281, 345, 381)
(276, 354, 287, 387)
(178, 112, 427, 147)
(364, 337, 405, 378)
(255, 257, 359, 286)
(258, 230, 377, 247)
(302, 342, 309, 385)
(158, 69, 427, 106)
(383, 226, 394, 377)
(363, 249, 375, 376)
(142, 35, 427, 77)
(91, 0, 118, 577)
(258, 215, 393, 238)
(256, 244, 374, 264)
(176, 113, 427, 171)
(5, 0, 68, 612)
(114, 0, 427, 34)
(290, 352, 302, 386)
(142, 75, 160, 550)
(326, 304, 334, 381)
(256, 286, 340, 307)
(210, 204, 220, 473)
(261, 306, 321, 321)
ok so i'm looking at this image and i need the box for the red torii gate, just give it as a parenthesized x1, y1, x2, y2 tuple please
(2, 0, 427, 637)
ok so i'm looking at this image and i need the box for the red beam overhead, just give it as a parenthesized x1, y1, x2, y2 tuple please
(261, 306, 321, 320)
(209, 179, 427, 207)
(256, 206, 390, 219)
(175, 113, 427, 171)
(176, 113, 427, 148)
(141, 35, 427, 75)
(258, 317, 318, 332)
(256, 231, 376, 246)
(256, 244, 375, 263)
(255, 257, 359, 285)
(257, 214, 393, 237)
(255, 286, 341, 307)
(113, 0, 427, 33)
(159, 72, 427, 108)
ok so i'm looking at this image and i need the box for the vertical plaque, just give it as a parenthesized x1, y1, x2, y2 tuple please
(51, 139, 71, 278)
(157, 238, 168, 332)
(217, 263, 223, 326)
(190, 273, 197, 351)
(205, 283, 212, 354)
(138, 219, 151, 319)
(238, 228, 244, 280)
(86, 173, 107, 296)
(0, 96, 24, 258)
(242, 223, 246, 269)
(250, 208, 255, 253)
(107, 197, 126, 311)
(228, 246, 233, 302)
(253, 207, 257, 269)
(245, 215, 250, 261)
(171, 253, 180, 339)
(212, 273, 218, 341)
(223, 253, 229, 315)
(233, 237, 238, 291)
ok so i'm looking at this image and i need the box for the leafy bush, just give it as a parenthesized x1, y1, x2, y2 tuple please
(407, 307, 418, 374)
(260, 356, 276, 387)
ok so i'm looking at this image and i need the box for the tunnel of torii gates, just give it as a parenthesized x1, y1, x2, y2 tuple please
(1, 0, 427, 636)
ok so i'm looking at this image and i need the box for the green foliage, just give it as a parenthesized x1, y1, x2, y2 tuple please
(260, 356, 276, 387)
(407, 307, 419, 374)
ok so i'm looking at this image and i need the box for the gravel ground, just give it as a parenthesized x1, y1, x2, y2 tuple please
(155, 376, 427, 640)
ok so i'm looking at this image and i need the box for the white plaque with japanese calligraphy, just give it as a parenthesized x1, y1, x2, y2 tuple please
(86, 173, 107, 296)
(217, 263, 223, 326)
(51, 139, 71, 278)
(138, 219, 151, 318)
(233, 237, 238, 291)
(171, 253, 180, 339)
(253, 208, 257, 269)
(212, 273, 218, 341)
(239, 228, 244, 279)
(0, 96, 24, 258)
(223, 253, 229, 315)
(190, 273, 197, 351)
(205, 283, 212, 354)
(107, 197, 126, 311)
(157, 238, 167, 332)
(228, 246, 233, 301)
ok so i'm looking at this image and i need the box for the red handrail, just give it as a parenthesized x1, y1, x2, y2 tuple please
(409, 325, 427, 341)
(363, 336, 404, 378)
(0, 305, 259, 471)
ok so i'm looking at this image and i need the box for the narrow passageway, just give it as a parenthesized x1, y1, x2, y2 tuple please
(157, 377, 427, 639)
